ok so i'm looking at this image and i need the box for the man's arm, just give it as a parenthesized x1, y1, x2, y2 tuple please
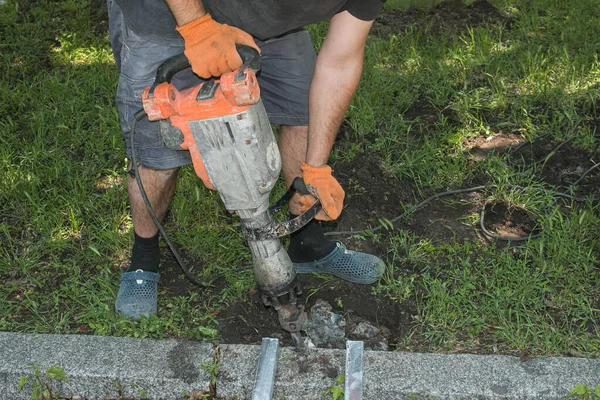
(305, 10, 374, 167)
(164, 0, 206, 25)
(297, 11, 374, 220)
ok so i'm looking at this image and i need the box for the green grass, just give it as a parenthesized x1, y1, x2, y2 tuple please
(1, 0, 599, 357)
(359, 0, 600, 356)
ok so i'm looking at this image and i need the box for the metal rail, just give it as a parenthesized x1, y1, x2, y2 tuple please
(345, 340, 364, 400)
(252, 338, 280, 400)
(251, 338, 364, 399)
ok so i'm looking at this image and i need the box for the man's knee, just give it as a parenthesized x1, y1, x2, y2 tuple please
(129, 163, 180, 183)
(151, 166, 180, 183)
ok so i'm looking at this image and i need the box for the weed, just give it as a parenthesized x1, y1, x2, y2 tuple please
(323, 374, 344, 400)
(17, 364, 67, 400)
(567, 384, 600, 400)
(200, 346, 223, 400)
(201, 359, 223, 388)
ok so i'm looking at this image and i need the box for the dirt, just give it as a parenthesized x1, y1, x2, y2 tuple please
(508, 134, 600, 195)
(214, 275, 413, 349)
(465, 133, 526, 161)
(167, 130, 598, 351)
(372, 0, 508, 39)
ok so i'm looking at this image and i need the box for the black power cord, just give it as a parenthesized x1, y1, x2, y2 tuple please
(326, 134, 600, 242)
(326, 185, 486, 236)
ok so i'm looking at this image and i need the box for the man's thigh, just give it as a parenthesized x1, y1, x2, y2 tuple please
(109, 0, 195, 169)
(256, 30, 316, 127)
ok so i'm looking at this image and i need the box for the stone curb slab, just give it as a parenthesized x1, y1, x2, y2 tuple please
(361, 351, 599, 399)
(218, 344, 600, 399)
(1, 332, 599, 399)
(0, 332, 213, 399)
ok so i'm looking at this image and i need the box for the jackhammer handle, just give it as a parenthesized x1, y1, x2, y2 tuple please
(235, 44, 261, 80)
(153, 53, 190, 88)
(245, 177, 319, 241)
(151, 45, 261, 90)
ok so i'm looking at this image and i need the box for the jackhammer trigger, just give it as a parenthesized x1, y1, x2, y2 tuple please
(243, 201, 320, 241)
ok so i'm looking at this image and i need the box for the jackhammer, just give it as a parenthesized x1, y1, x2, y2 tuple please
(136, 46, 315, 344)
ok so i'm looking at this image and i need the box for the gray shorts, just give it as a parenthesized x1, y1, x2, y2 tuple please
(108, 0, 316, 169)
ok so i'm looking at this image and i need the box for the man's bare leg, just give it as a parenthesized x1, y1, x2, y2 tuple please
(125, 164, 179, 273)
(116, 165, 179, 319)
(128, 165, 179, 237)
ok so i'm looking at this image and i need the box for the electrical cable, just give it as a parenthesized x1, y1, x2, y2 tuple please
(325, 185, 486, 237)
(478, 199, 542, 242)
(505, 133, 549, 165)
(536, 136, 575, 165)
(326, 183, 592, 240)
(570, 162, 600, 188)
(326, 135, 600, 242)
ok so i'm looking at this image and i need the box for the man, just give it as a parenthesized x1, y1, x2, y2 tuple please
(109, 0, 386, 320)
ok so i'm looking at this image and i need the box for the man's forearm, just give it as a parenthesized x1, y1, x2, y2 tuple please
(305, 11, 372, 167)
(305, 55, 363, 167)
(164, 0, 206, 25)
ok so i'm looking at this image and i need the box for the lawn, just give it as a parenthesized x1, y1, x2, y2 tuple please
(1, 0, 599, 358)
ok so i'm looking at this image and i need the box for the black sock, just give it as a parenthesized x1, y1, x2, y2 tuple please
(287, 217, 337, 263)
(127, 232, 160, 273)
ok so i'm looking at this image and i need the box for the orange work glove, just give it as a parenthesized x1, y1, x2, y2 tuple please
(299, 163, 345, 221)
(176, 14, 259, 79)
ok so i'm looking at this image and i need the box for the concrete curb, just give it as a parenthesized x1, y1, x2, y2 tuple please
(0, 332, 213, 399)
(1, 332, 598, 399)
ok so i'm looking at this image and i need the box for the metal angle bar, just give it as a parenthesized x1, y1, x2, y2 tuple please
(252, 337, 280, 400)
(345, 340, 364, 400)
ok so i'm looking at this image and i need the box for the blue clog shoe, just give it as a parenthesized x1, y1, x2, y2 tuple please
(293, 241, 384, 284)
(115, 269, 160, 321)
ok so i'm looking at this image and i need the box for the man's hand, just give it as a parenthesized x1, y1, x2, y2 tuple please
(299, 163, 345, 221)
(176, 14, 259, 78)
